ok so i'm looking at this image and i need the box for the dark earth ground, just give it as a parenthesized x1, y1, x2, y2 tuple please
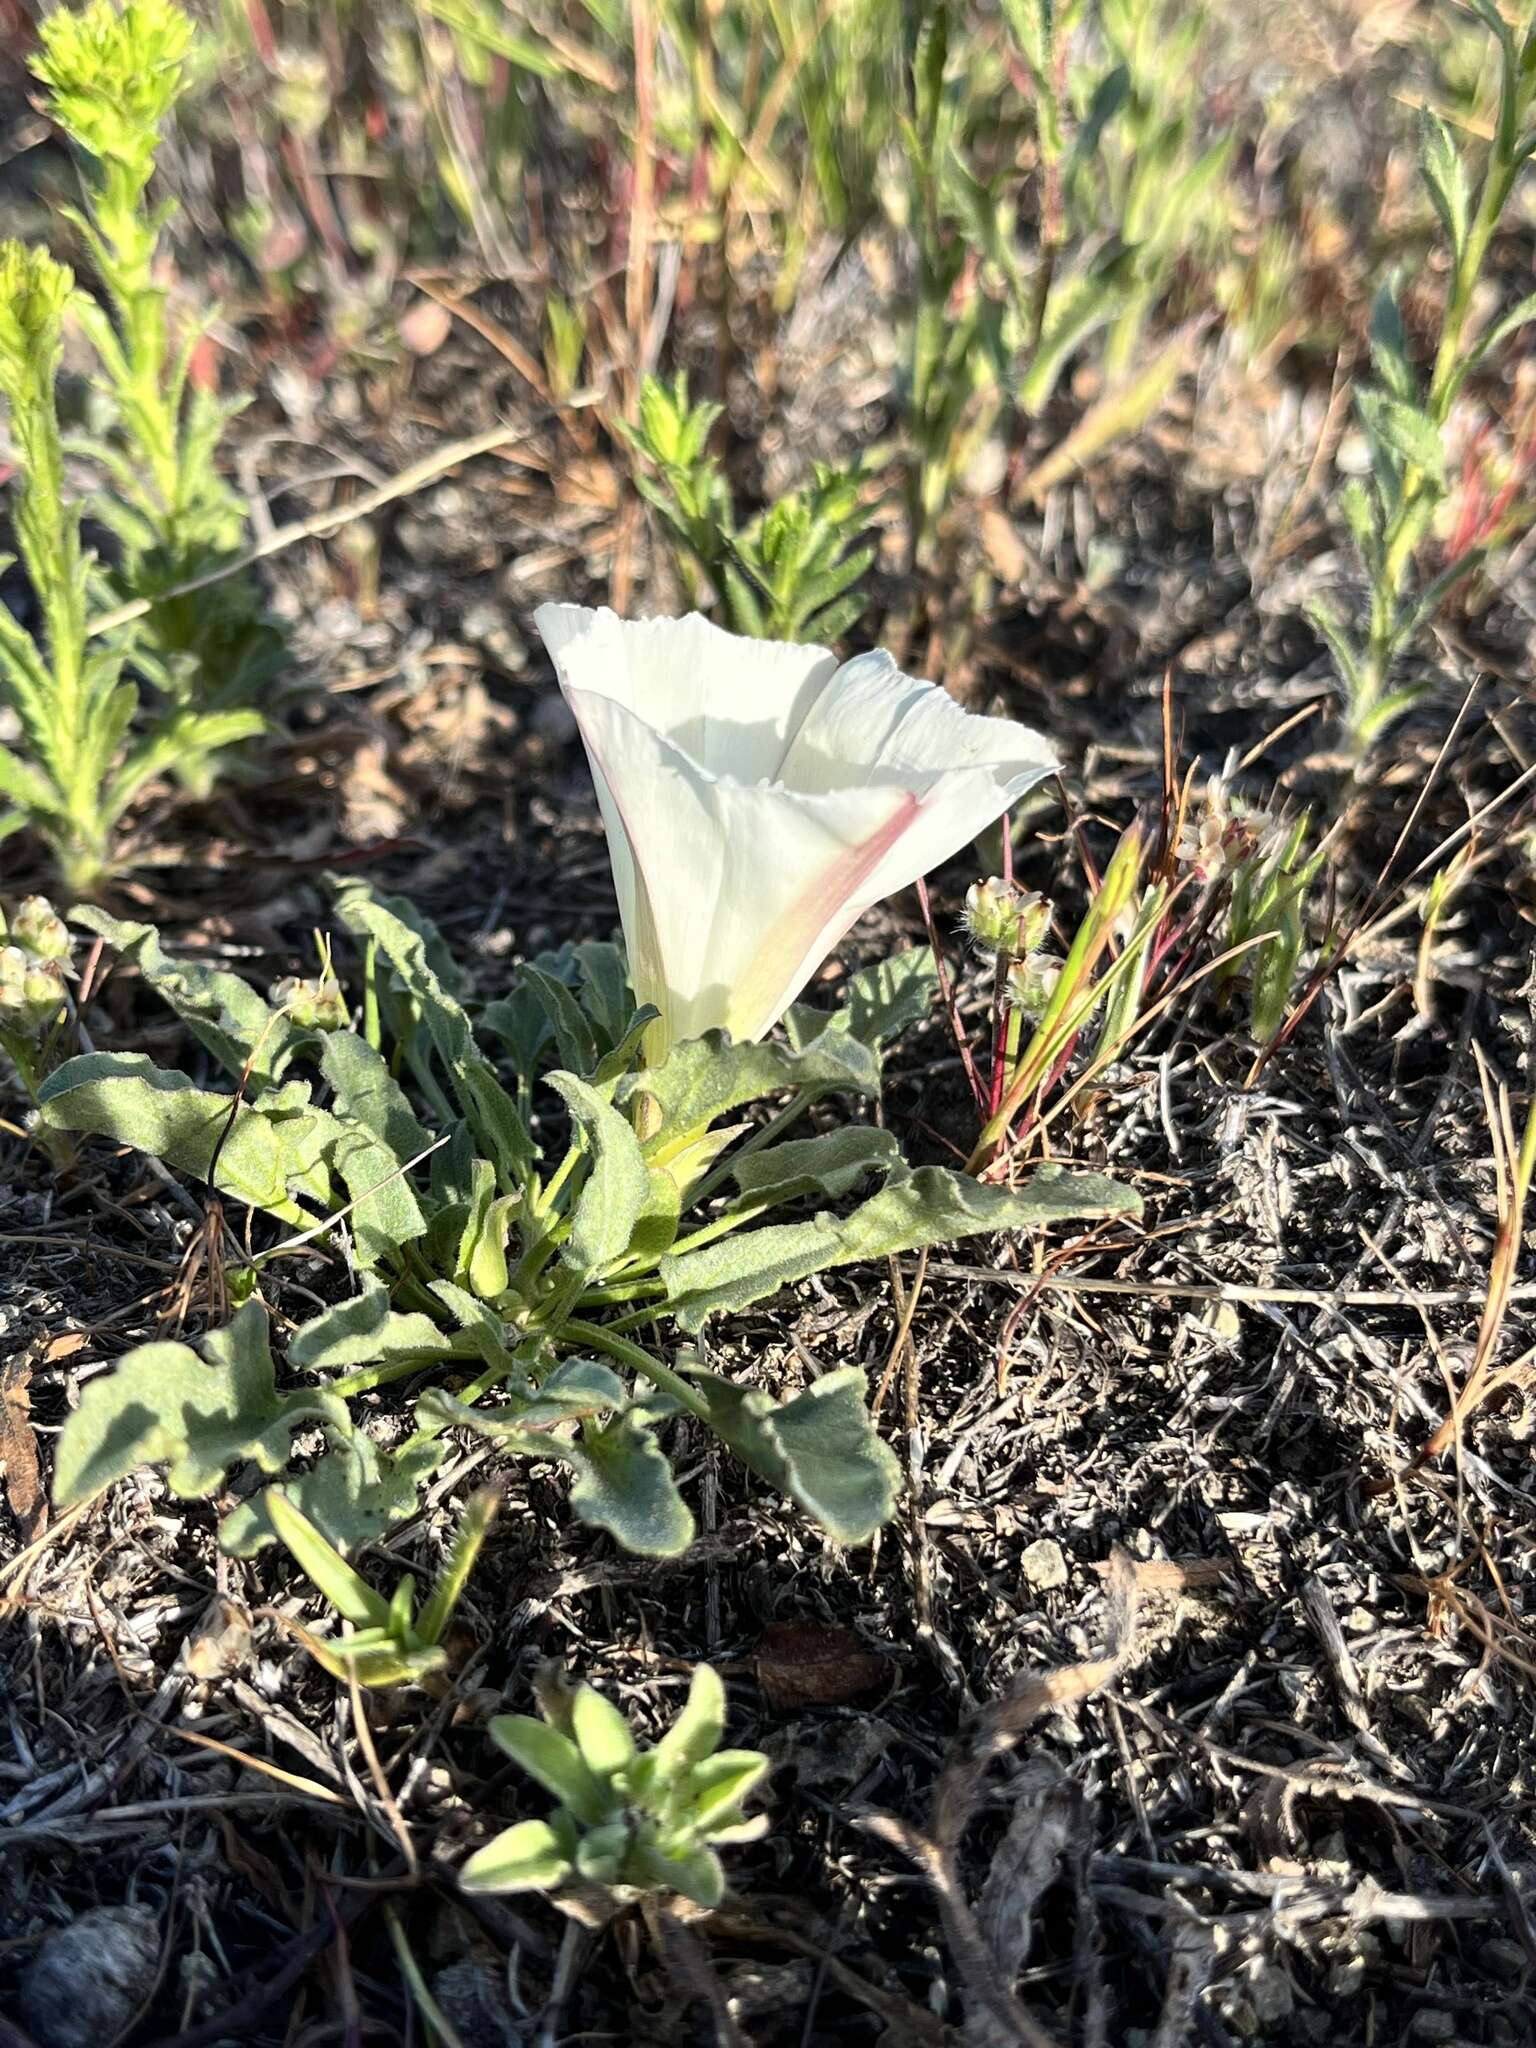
(4, 74, 1536, 2045)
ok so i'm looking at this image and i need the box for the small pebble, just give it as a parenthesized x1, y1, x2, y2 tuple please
(19, 1903, 160, 2048)
(1021, 1538, 1069, 1592)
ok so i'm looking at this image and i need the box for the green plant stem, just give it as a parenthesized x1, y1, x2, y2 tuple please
(560, 1318, 710, 1420)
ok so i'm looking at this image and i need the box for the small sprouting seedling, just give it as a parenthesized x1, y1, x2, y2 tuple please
(618, 373, 873, 641)
(459, 1662, 768, 1907)
(1223, 808, 1329, 1045)
(1415, 840, 1477, 1022)
(724, 465, 877, 644)
(267, 1484, 497, 1689)
(615, 372, 732, 608)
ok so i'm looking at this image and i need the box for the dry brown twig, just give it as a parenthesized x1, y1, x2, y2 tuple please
(865, 1548, 1157, 2047)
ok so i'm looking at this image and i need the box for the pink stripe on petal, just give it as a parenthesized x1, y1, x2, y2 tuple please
(727, 789, 924, 1040)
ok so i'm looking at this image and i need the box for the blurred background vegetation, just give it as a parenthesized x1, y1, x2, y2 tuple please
(4, 0, 1532, 718)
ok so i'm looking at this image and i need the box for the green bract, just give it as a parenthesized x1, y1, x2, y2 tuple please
(460, 1664, 768, 1908)
(44, 885, 1138, 1560)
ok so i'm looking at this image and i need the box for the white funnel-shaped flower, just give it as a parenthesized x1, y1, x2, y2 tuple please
(535, 606, 1058, 1057)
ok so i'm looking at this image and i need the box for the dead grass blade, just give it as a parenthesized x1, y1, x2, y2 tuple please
(85, 423, 526, 639)
(1418, 1044, 1536, 1464)
(865, 1549, 1152, 2047)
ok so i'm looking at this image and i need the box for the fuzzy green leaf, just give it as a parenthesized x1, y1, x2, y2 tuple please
(620, 1028, 881, 1146)
(652, 1663, 725, 1780)
(729, 1126, 903, 1209)
(684, 1749, 770, 1827)
(52, 1300, 343, 1508)
(220, 1430, 446, 1557)
(1356, 387, 1445, 487)
(488, 1717, 610, 1822)
(331, 878, 533, 1183)
(427, 1372, 695, 1557)
(785, 948, 937, 1051)
(662, 1163, 1139, 1330)
(71, 906, 304, 1087)
(679, 1359, 898, 1544)
(572, 1685, 638, 1776)
(288, 1277, 469, 1375)
(546, 1070, 651, 1279)
(459, 1817, 574, 1894)
(38, 1051, 322, 1219)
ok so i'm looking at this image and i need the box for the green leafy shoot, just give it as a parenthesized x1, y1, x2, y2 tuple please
(617, 373, 874, 642)
(1311, 2, 1536, 745)
(460, 1661, 768, 1907)
(268, 1483, 499, 1690)
(32, 0, 283, 792)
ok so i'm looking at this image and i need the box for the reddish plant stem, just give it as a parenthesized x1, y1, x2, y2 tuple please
(916, 875, 987, 1113)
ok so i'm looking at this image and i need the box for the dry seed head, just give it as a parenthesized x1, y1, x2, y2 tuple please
(1177, 774, 1262, 884)
(1008, 953, 1061, 1019)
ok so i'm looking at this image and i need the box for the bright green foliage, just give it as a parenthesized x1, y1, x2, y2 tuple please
(32, 0, 283, 795)
(618, 374, 874, 641)
(899, 0, 1232, 565)
(0, 1, 274, 886)
(0, 243, 135, 888)
(1312, 0, 1536, 746)
(268, 1483, 498, 1689)
(460, 1663, 768, 1907)
(44, 885, 1137, 1560)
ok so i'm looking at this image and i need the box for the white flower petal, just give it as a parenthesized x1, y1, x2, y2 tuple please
(537, 606, 1062, 1057)
(563, 684, 908, 1048)
(778, 648, 1058, 796)
(535, 604, 837, 784)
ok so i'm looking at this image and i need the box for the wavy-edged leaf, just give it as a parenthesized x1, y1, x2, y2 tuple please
(38, 1051, 321, 1220)
(663, 1163, 1139, 1331)
(1357, 387, 1445, 487)
(1420, 109, 1470, 263)
(71, 905, 304, 1087)
(331, 877, 533, 1183)
(220, 1429, 445, 1557)
(518, 963, 599, 1076)
(729, 1126, 902, 1209)
(679, 1360, 898, 1544)
(289, 1277, 469, 1375)
(424, 1362, 694, 1555)
(52, 1300, 343, 1508)
(785, 947, 937, 1051)
(318, 1029, 431, 1163)
(619, 1028, 881, 1148)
